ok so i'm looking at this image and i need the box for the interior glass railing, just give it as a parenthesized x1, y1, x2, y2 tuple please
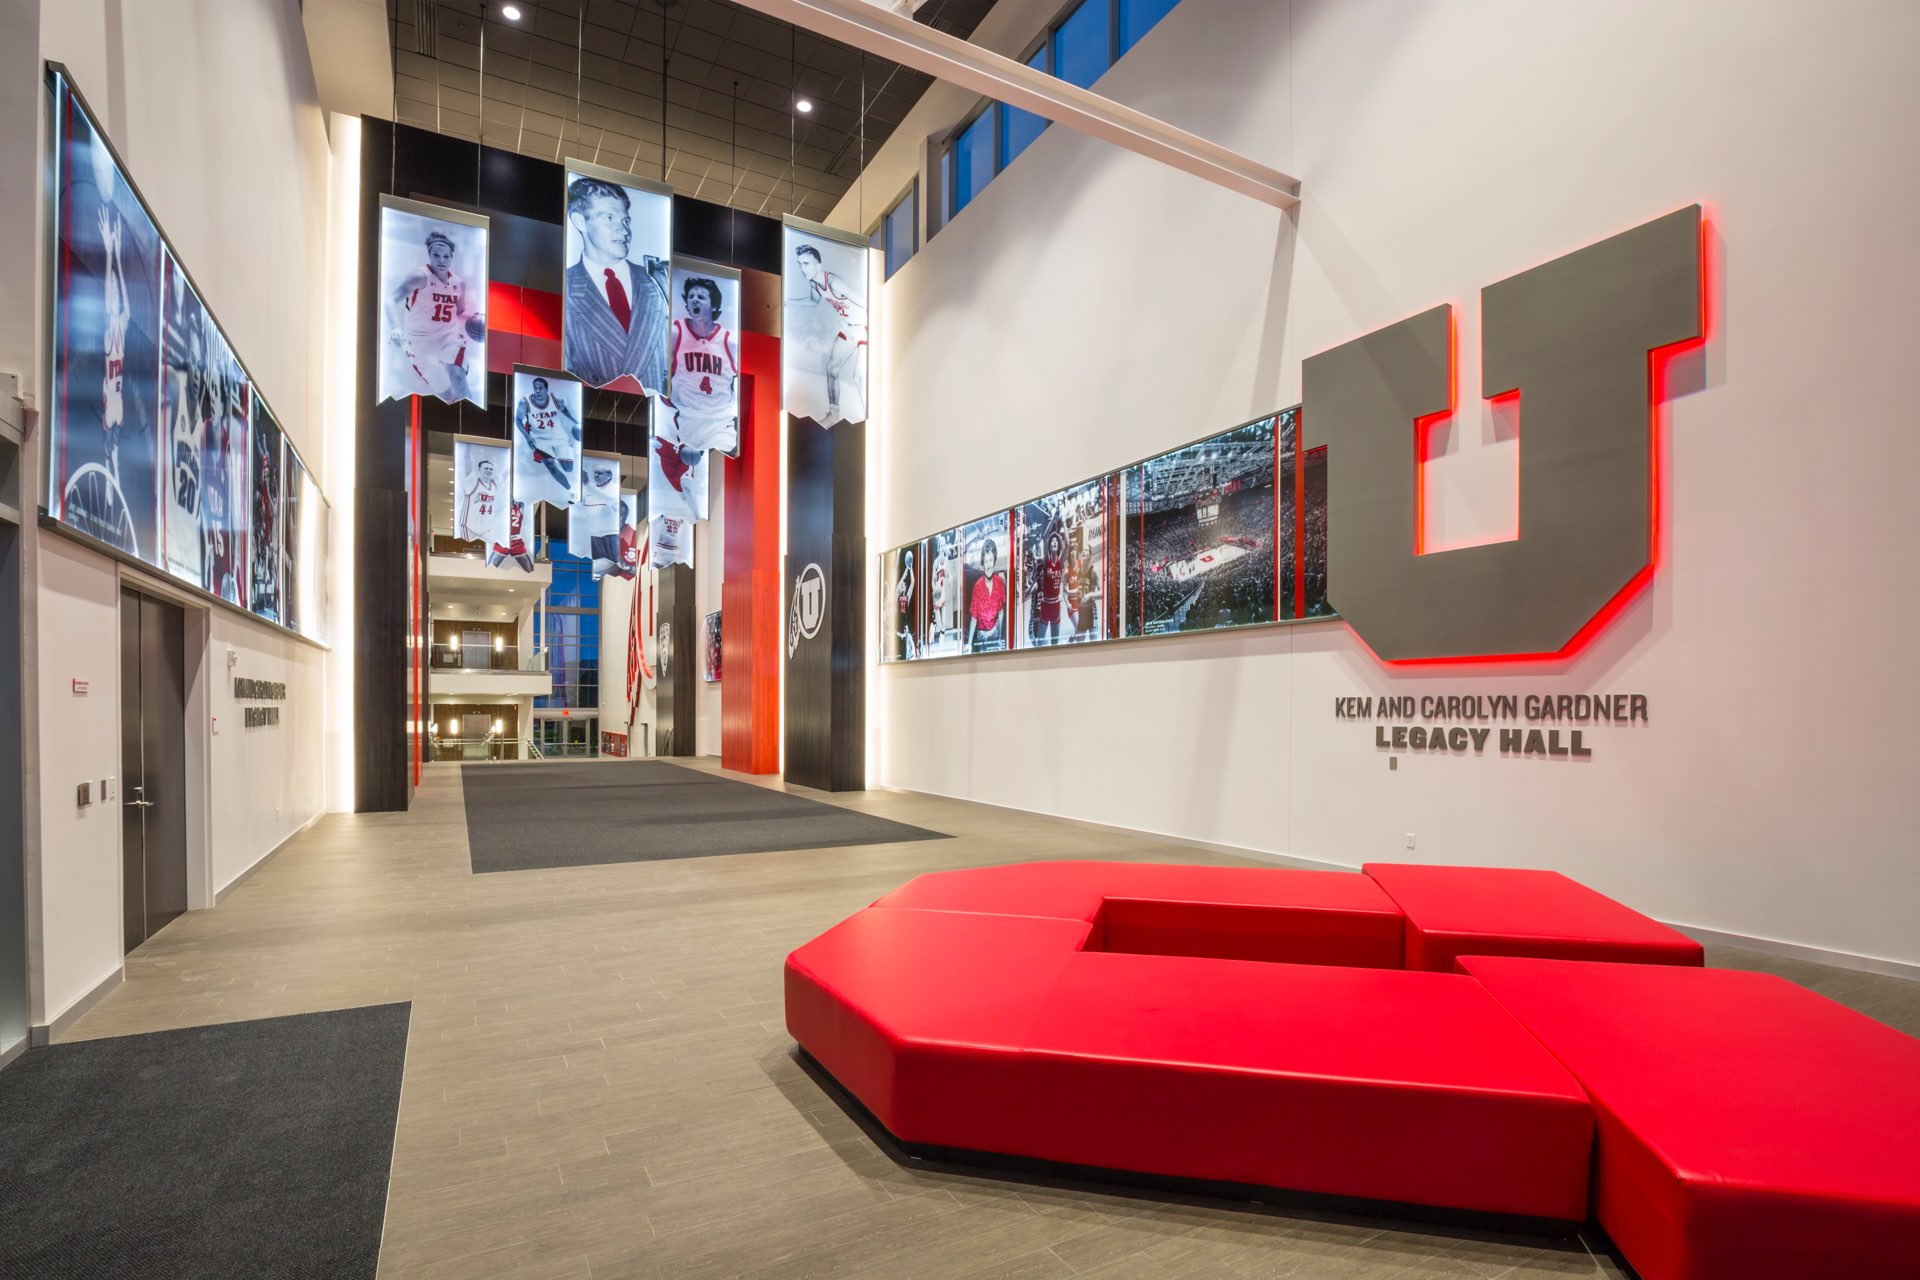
(430, 643, 548, 673)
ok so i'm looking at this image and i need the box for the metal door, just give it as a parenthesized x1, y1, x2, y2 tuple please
(119, 589, 189, 954)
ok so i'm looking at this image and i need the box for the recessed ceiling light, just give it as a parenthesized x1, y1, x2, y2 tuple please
(502, 4, 522, 20)
(795, 98, 813, 114)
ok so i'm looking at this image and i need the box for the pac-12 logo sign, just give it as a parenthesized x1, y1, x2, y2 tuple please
(788, 563, 826, 657)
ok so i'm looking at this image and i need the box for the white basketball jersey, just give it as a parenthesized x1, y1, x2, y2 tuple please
(670, 319, 737, 422)
(523, 398, 567, 453)
(403, 268, 465, 357)
(460, 478, 502, 541)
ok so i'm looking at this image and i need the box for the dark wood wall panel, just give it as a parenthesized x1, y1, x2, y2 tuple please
(783, 420, 865, 792)
(656, 564, 697, 757)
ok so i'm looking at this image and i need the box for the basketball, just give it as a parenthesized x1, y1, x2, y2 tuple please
(465, 314, 487, 342)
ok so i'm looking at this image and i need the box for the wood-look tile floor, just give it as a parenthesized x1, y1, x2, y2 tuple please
(63, 760, 1920, 1279)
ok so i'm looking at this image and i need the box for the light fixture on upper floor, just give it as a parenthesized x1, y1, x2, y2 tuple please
(502, 4, 523, 20)
(795, 98, 813, 114)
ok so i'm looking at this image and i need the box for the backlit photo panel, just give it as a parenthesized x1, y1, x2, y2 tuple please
(510, 367, 585, 510)
(1014, 479, 1108, 648)
(958, 512, 1012, 655)
(377, 196, 489, 409)
(200, 323, 251, 608)
(781, 219, 868, 428)
(1299, 437, 1331, 617)
(452, 438, 511, 547)
(562, 161, 672, 395)
(611, 490, 640, 580)
(283, 450, 307, 635)
(923, 528, 963, 658)
(569, 453, 625, 579)
(248, 399, 284, 625)
(881, 542, 924, 662)
(1120, 415, 1280, 638)
(647, 393, 710, 523)
(157, 255, 226, 592)
(651, 514, 693, 569)
(667, 260, 742, 458)
(48, 74, 164, 562)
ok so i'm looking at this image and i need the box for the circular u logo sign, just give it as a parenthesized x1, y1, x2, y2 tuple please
(789, 563, 826, 656)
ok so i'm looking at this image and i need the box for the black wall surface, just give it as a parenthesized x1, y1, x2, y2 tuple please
(655, 564, 696, 757)
(355, 118, 784, 807)
(783, 419, 866, 791)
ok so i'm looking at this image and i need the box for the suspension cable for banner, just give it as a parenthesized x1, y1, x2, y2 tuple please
(574, 3, 584, 159)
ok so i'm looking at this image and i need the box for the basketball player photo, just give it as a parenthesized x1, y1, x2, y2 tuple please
(666, 261, 742, 458)
(881, 542, 923, 662)
(568, 454, 625, 579)
(510, 368, 585, 510)
(376, 196, 489, 409)
(562, 161, 671, 394)
(1118, 414, 1280, 638)
(488, 500, 535, 573)
(959, 512, 1012, 655)
(702, 611, 722, 683)
(158, 255, 215, 590)
(283, 451, 307, 635)
(612, 490, 641, 580)
(648, 394, 710, 524)
(48, 76, 163, 563)
(922, 528, 963, 658)
(651, 513, 692, 569)
(453, 438, 510, 548)
(249, 399, 285, 625)
(781, 219, 868, 427)
(1015, 478, 1108, 648)
(200, 335, 251, 608)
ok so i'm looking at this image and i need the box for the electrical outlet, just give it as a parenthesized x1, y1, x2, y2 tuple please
(1405, 833, 1416, 850)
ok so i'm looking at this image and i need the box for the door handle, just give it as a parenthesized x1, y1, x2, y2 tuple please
(129, 785, 154, 809)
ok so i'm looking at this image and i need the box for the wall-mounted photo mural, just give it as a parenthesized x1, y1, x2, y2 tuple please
(44, 67, 329, 644)
(882, 407, 1325, 663)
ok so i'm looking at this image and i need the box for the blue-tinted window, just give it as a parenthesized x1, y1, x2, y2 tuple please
(1119, 0, 1179, 54)
(950, 111, 995, 214)
(883, 187, 916, 279)
(1053, 0, 1111, 90)
(1000, 45, 1049, 168)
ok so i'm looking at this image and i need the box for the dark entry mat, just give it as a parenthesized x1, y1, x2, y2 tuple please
(0, 1002, 410, 1280)
(461, 759, 949, 874)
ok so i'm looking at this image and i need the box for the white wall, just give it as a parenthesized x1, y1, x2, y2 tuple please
(21, 0, 338, 1028)
(875, 0, 1920, 966)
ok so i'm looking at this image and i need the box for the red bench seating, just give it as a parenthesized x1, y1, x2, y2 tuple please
(788, 859, 1904, 1273)
(788, 904, 1594, 1219)
(1364, 862, 1705, 970)
(1462, 957, 1920, 1280)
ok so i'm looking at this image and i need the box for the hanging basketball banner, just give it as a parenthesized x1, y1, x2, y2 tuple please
(666, 258, 742, 459)
(569, 452, 625, 577)
(781, 216, 869, 428)
(376, 195, 489, 409)
(509, 366, 585, 511)
(562, 159, 672, 395)
(650, 514, 693, 570)
(648, 393, 710, 523)
(611, 489, 641, 580)
(452, 436, 510, 549)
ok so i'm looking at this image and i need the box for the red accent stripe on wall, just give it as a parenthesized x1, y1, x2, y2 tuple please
(722, 332, 782, 774)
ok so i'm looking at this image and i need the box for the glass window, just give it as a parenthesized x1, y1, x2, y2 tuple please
(1053, 0, 1111, 90)
(950, 111, 995, 215)
(1119, 0, 1179, 54)
(883, 187, 916, 279)
(1001, 45, 1049, 169)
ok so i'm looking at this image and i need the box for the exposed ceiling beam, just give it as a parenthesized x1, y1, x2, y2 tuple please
(733, 0, 1301, 209)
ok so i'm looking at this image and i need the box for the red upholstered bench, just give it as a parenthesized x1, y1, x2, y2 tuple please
(1460, 957, 1920, 1280)
(789, 894, 1595, 1221)
(1363, 863, 1704, 970)
(872, 860, 1406, 968)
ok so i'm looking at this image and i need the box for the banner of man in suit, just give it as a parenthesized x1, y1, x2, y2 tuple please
(562, 160, 672, 396)
(781, 216, 869, 428)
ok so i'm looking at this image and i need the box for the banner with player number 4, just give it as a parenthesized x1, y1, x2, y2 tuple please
(377, 195, 490, 410)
